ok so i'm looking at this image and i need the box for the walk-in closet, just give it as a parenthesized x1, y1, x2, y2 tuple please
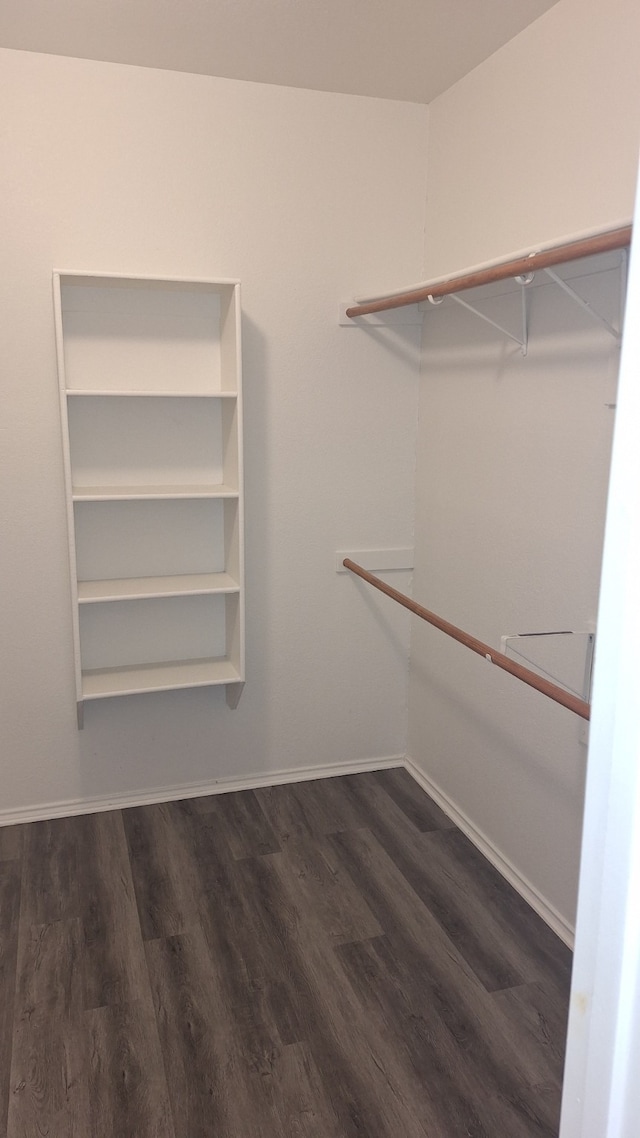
(2, 0, 640, 1135)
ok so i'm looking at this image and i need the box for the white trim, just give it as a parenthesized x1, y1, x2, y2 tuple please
(0, 754, 404, 828)
(559, 169, 640, 1138)
(54, 270, 241, 286)
(404, 756, 575, 948)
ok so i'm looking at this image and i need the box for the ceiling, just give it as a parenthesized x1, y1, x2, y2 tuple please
(0, 0, 559, 104)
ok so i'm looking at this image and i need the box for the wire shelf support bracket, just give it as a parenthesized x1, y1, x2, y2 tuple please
(428, 271, 532, 355)
(499, 628, 596, 703)
(542, 267, 622, 341)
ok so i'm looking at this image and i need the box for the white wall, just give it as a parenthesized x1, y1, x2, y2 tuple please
(410, 266, 622, 932)
(409, 0, 640, 932)
(0, 48, 428, 818)
(423, 0, 640, 277)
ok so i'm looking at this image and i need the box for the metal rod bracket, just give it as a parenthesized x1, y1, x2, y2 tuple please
(543, 267, 622, 341)
(445, 292, 528, 353)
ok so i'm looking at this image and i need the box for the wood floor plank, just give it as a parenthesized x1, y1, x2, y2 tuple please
(336, 933, 496, 1138)
(145, 929, 242, 1137)
(266, 1040, 344, 1138)
(191, 789, 282, 859)
(8, 1018, 88, 1138)
(254, 777, 370, 847)
(337, 932, 561, 1138)
(8, 919, 87, 1137)
(0, 862, 21, 1137)
(490, 980, 569, 1091)
(75, 812, 150, 1010)
(262, 977, 307, 1047)
(19, 817, 79, 927)
(123, 801, 202, 940)
(11, 821, 173, 1138)
(237, 851, 432, 1137)
(186, 823, 331, 1059)
(146, 924, 341, 1137)
(0, 825, 25, 863)
(225, 855, 312, 1044)
(82, 1000, 175, 1138)
(252, 782, 334, 847)
(336, 771, 559, 992)
(420, 829, 573, 992)
(329, 824, 561, 1136)
(272, 837, 382, 947)
(13, 918, 84, 1021)
(174, 804, 268, 997)
(12, 830, 174, 1138)
(10, 834, 83, 1137)
(371, 767, 456, 832)
(167, 799, 310, 1059)
(317, 769, 454, 851)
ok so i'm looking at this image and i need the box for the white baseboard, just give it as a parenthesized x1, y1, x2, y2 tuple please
(403, 756, 575, 949)
(0, 754, 405, 829)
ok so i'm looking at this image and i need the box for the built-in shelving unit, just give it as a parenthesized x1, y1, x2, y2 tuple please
(53, 272, 244, 726)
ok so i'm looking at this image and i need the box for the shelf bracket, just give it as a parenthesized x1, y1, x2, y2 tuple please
(499, 629, 595, 702)
(77, 700, 84, 730)
(226, 682, 244, 710)
(543, 267, 622, 341)
(514, 272, 534, 357)
(429, 286, 529, 355)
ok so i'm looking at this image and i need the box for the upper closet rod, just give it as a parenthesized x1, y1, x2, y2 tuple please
(345, 225, 632, 319)
(343, 558, 590, 721)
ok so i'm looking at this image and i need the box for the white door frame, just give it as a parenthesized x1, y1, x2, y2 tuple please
(560, 168, 640, 1138)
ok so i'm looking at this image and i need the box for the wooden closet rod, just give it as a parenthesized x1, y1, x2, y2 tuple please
(343, 559, 590, 720)
(346, 225, 632, 318)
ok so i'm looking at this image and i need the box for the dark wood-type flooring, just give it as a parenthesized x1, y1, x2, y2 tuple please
(0, 768, 572, 1137)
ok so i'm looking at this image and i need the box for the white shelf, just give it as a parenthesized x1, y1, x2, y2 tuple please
(53, 271, 245, 723)
(72, 483, 239, 501)
(82, 657, 241, 699)
(66, 390, 238, 399)
(78, 573, 240, 603)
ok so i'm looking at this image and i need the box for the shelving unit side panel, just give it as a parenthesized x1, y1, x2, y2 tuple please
(223, 498, 241, 583)
(52, 273, 84, 703)
(221, 398, 241, 491)
(224, 284, 243, 682)
(222, 286, 245, 682)
(226, 592, 245, 680)
(219, 284, 241, 393)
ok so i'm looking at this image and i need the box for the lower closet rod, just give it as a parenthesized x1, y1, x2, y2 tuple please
(343, 558, 590, 721)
